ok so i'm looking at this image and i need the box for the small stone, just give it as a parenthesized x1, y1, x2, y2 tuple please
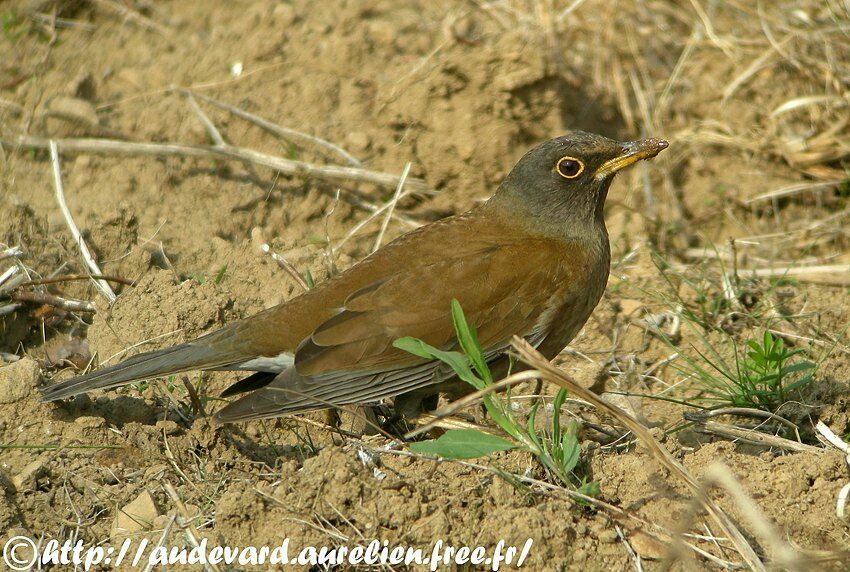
(155, 419, 180, 435)
(13, 459, 48, 492)
(74, 416, 106, 429)
(345, 131, 371, 152)
(111, 490, 161, 540)
(598, 529, 618, 543)
(151, 514, 173, 530)
(367, 21, 396, 45)
(250, 227, 267, 250)
(44, 96, 100, 128)
(272, 3, 296, 26)
(617, 298, 644, 316)
(116, 68, 143, 89)
(629, 530, 667, 559)
(0, 358, 40, 403)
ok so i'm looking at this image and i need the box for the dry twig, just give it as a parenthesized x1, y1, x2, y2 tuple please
(49, 140, 117, 303)
(372, 162, 411, 253)
(260, 243, 309, 292)
(185, 91, 361, 166)
(6, 135, 427, 193)
(163, 482, 222, 572)
(684, 415, 821, 454)
(11, 291, 95, 313)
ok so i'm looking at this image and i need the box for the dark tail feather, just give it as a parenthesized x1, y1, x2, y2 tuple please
(40, 343, 236, 402)
(213, 369, 323, 423)
(220, 371, 277, 398)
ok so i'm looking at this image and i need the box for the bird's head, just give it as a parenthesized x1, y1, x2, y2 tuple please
(493, 131, 668, 236)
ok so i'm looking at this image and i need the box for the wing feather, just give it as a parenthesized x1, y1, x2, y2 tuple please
(215, 238, 581, 421)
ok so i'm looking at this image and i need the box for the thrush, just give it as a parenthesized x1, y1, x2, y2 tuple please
(40, 131, 667, 423)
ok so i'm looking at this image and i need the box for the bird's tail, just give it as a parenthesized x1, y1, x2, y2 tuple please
(40, 343, 235, 402)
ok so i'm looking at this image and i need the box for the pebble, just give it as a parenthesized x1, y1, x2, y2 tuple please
(345, 131, 371, 152)
(74, 416, 106, 429)
(111, 490, 161, 540)
(13, 459, 48, 492)
(45, 95, 100, 128)
(0, 358, 39, 403)
(272, 3, 297, 26)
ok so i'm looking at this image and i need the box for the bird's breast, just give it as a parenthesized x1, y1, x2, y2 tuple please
(534, 238, 610, 360)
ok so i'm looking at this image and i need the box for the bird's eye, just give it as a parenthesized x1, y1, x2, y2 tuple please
(556, 156, 585, 179)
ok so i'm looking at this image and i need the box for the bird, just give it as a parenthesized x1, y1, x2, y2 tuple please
(40, 131, 667, 424)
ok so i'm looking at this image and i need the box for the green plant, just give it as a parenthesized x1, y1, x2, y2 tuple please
(676, 330, 815, 412)
(394, 300, 598, 494)
(1, 10, 50, 42)
(1, 11, 24, 40)
(214, 264, 228, 284)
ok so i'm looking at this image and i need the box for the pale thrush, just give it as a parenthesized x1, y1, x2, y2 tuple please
(40, 131, 668, 423)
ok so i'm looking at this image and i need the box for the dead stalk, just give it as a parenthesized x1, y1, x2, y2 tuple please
(372, 162, 411, 253)
(12, 291, 96, 313)
(7, 135, 426, 193)
(49, 140, 117, 303)
(185, 90, 361, 166)
(260, 243, 310, 292)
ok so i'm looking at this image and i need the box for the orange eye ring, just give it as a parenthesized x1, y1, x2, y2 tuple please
(556, 156, 585, 179)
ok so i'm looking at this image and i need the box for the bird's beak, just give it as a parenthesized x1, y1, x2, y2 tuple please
(594, 138, 668, 180)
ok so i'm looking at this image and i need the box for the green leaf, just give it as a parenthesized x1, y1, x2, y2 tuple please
(781, 361, 815, 374)
(393, 336, 440, 360)
(783, 377, 814, 392)
(552, 388, 568, 438)
(556, 422, 581, 474)
(393, 337, 484, 390)
(481, 399, 523, 440)
(214, 264, 228, 284)
(410, 429, 516, 459)
(577, 479, 601, 498)
(526, 401, 543, 452)
(450, 299, 492, 384)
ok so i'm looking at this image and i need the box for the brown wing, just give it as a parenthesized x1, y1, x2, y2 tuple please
(214, 238, 577, 422)
(295, 240, 566, 376)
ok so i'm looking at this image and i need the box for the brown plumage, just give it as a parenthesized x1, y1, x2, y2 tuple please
(40, 131, 667, 423)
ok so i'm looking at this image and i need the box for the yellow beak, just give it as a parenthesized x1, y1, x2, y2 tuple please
(594, 138, 668, 180)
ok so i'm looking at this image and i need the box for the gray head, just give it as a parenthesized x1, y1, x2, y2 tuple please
(490, 131, 668, 236)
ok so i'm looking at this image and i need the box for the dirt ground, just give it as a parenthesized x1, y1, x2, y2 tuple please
(1, 0, 850, 570)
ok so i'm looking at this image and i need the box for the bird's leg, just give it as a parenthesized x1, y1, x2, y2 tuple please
(383, 390, 440, 435)
(325, 405, 382, 436)
(323, 408, 340, 428)
(344, 405, 382, 435)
